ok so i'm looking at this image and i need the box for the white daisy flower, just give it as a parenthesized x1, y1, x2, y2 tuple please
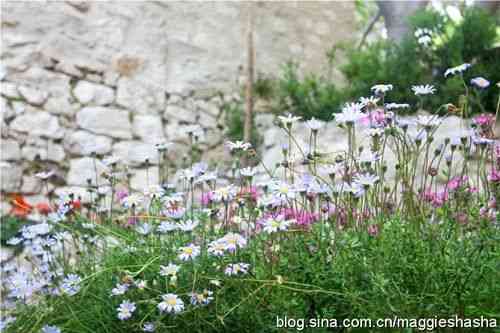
(262, 215, 292, 234)
(157, 221, 178, 233)
(371, 84, 393, 95)
(269, 180, 296, 199)
(224, 263, 250, 276)
(212, 185, 238, 202)
(306, 117, 324, 131)
(190, 289, 214, 306)
(444, 63, 471, 77)
(353, 173, 379, 188)
(412, 84, 436, 95)
(117, 300, 136, 320)
(177, 244, 200, 261)
(160, 263, 180, 277)
(121, 194, 143, 208)
(61, 274, 82, 296)
(158, 293, 184, 314)
(226, 140, 252, 152)
(207, 240, 227, 256)
(334, 103, 365, 125)
(111, 283, 129, 296)
(220, 233, 247, 251)
(278, 114, 302, 127)
(178, 219, 199, 232)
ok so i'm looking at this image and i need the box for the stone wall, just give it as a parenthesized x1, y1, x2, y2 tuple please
(0, 1, 357, 214)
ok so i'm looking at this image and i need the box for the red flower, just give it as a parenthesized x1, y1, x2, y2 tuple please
(9, 194, 33, 217)
(71, 200, 82, 210)
(36, 202, 52, 215)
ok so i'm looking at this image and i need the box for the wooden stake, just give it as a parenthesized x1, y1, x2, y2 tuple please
(243, 3, 255, 150)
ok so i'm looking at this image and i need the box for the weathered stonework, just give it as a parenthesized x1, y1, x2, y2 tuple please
(0, 1, 357, 209)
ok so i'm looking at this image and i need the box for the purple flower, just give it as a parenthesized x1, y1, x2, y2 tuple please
(471, 77, 490, 89)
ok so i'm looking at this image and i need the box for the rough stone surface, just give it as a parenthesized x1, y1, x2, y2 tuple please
(116, 77, 166, 115)
(20, 175, 44, 194)
(132, 114, 165, 142)
(164, 104, 196, 123)
(6, 68, 72, 101)
(64, 130, 113, 156)
(44, 96, 78, 115)
(76, 107, 132, 139)
(9, 110, 63, 139)
(0, 161, 22, 192)
(67, 157, 108, 187)
(130, 167, 159, 191)
(18, 85, 48, 106)
(1, 139, 21, 160)
(112, 141, 159, 166)
(1, 2, 355, 95)
(73, 80, 115, 105)
(0, 1, 358, 212)
(21, 142, 66, 162)
(0, 82, 20, 99)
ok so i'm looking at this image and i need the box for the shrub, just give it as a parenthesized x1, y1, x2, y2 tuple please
(276, 6, 499, 120)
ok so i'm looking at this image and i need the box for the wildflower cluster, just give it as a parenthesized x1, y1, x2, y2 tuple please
(1, 64, 499, 333)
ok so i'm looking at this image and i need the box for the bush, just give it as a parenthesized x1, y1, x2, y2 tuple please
(276, 6, 499, 120)
(274, 61, 345, 121)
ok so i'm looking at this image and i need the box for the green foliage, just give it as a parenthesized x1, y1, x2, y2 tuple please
(7, 215, 500, 333)
(223, 101, 261, 148)
(0, 216, 30, 247)
(276, 7, 499, 121)
(274, 61, 344, 121)
(253, 73, 276, 101)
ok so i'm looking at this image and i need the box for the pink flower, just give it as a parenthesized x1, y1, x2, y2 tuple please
(473, 114, 494, 127)
(423, 187, 449, 207)
(367, 224, 379, 237)
(360, 109, 389, 127)
(201, 192, 214, 206)
(238, 186, 259, 202)
(116, 189, 129, 201)
(127, 217, 138, 226)
(447, 176, 468, 191)
(488, 169, 500, 183)
(270, 208, 319, 227)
